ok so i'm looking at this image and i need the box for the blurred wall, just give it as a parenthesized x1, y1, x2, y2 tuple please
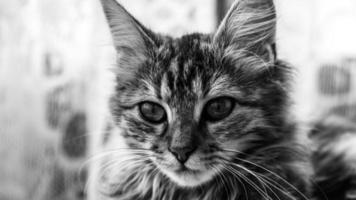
(0, 0, 356, 200)
(276, 0, 356, 121)
(0, 0, 105, 199)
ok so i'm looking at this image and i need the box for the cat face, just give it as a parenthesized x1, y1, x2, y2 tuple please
(101, 0, 289, 188)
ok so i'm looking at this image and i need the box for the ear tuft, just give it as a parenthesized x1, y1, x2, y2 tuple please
(100, 0, 157, 78)
(214, 0, 277, 62)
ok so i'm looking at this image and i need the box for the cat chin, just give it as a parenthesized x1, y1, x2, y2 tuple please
(158, 166, 217, 188)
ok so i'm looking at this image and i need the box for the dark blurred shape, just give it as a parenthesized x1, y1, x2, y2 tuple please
(46, 165, 86, 200)
(50, 166, 66, 198)
(62, 112, 87, 158)
(46, 84, 72, 129)
(75, 168, 87, 199)
(318, 61, 352, 96)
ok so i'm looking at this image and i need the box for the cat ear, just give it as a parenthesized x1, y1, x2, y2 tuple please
(100, 0, 157, 73)
(213, 0, 277, 62)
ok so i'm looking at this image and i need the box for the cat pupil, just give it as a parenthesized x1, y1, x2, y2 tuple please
(213, 101, 225, 112)
(139, 102, 166, 123)
(205, 97, 234, 121)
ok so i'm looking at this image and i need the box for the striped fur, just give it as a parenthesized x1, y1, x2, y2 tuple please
(311, 115, 356, 200)
(96, 0, 311, 199)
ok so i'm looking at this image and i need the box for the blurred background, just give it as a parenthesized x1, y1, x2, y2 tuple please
(0, 0, 356, 199)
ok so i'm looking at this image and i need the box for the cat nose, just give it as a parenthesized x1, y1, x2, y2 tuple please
(169, 145, 197, 163)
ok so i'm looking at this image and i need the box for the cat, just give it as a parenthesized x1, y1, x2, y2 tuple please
(310, 114, 356, 200)
(92, 0, 356, 200)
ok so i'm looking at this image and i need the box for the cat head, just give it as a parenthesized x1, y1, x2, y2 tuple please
(101, 0, 290, 188)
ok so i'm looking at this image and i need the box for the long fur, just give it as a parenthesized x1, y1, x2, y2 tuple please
(311, 115, 356, 200)
(94, 0, 356, 200)
(96, 0, 310, 199)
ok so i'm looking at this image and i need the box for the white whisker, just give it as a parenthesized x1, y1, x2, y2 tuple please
(223, 164, 272, 200)
(221, 148, 310, 200)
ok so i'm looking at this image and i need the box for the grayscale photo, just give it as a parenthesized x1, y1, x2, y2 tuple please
(0, 0, 356, 200)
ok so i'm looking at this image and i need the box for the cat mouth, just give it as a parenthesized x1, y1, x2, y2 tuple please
(174, 165, 201, 174)
(158, 164, 217, 187)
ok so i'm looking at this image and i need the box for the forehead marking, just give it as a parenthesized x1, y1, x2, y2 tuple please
(160, 74, 172, 101)
(192, 76, 203, 99)
(200, 40, 212, 50)
(169, 57, 179, 75)
(192, 75, 204, 122)
(183, 59, 193, 78)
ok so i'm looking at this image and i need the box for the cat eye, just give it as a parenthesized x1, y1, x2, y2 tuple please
(203, 97, 235, 122)
(139, 101, 166, 124)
